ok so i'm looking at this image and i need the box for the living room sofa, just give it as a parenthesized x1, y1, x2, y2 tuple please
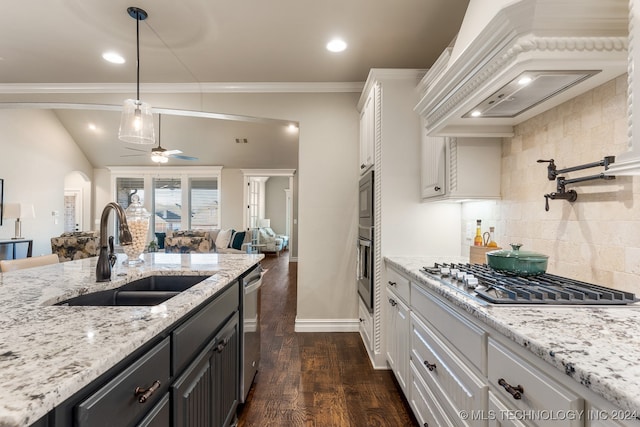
(163, 229, 253, 254)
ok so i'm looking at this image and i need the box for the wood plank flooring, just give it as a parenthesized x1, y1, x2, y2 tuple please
(237, 253, 418, 427)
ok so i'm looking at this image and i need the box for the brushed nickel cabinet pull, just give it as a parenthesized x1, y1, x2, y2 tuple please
(135, 380, 161, 403)
(498, 378, 524, 400)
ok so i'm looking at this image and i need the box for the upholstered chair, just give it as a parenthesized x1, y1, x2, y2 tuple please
(50, 231, 100, 262)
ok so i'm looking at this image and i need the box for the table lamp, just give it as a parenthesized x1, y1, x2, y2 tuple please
(3, 203, 35, 239)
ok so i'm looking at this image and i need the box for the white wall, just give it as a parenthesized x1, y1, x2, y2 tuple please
(0, 109, 93, 257)
(221, 168, 246, 231)
(265, 176, 289, 235)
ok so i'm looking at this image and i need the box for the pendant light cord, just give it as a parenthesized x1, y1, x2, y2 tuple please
(135, 10, 140, 102)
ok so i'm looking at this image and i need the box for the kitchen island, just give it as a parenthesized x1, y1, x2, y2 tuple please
(385, 256, 640, 425)
(0, 252, 263, 427)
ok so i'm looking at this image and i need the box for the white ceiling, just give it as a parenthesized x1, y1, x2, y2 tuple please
(0, 0, 469, 168)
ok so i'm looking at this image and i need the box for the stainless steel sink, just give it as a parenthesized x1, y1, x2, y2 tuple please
(55, 275, 211, 306)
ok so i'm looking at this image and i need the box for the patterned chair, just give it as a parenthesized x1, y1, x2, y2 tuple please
(164, 230, 214, 253)
(50, 231, 100, 262)
(257, 227, 284, 256)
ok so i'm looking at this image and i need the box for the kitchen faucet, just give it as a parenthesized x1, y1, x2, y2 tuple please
(96, 202, 133, 282)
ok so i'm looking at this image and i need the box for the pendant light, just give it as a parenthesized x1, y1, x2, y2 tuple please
(118, 7, 155, 145)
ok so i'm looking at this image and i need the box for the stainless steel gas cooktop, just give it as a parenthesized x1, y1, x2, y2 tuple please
(421, 263, 638, 305)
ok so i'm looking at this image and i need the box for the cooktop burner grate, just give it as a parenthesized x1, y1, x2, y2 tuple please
(420, 263, 637, 305)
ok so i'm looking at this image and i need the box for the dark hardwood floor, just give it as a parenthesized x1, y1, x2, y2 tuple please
(237, 253, 418, 427)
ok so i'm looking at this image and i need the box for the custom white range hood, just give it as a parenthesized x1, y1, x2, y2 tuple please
(416, 0, 628, 137)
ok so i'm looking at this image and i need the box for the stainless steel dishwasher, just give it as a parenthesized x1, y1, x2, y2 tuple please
(240, 263, 264, 402)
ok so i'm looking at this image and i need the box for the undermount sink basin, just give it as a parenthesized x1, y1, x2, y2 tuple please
(55, 275, 211, 306)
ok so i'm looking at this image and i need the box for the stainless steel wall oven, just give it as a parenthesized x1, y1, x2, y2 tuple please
(357, 169, 374, 312)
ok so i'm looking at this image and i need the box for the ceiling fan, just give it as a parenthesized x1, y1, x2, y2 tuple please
(121, 114, 198, 163)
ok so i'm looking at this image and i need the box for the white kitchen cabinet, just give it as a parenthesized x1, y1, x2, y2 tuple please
(488, 338, 583, 427)
(489, 392, 528, 427)
(359, 82, 378, 174)
(421, 134, 502, 201)
(358, 297, 373, 353)
(385, 286, 410, 394)
(410, 361, 458, 427)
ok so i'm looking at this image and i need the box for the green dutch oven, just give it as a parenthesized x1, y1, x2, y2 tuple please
(486, 243, 548, 276)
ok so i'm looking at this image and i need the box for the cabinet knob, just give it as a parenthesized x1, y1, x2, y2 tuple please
(423, 360, 436, 371)
(359, 318, 364, 322)
(361, 164, 366, 169)
(434, 186, 441, 192)
(498, 378, 524, 400)
(134, 380, 161, 403)
(388, 298, 397, 307)
(388, 281, 397, 287)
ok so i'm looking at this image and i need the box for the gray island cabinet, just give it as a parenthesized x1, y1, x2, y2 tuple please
(0, 253, 261, 427)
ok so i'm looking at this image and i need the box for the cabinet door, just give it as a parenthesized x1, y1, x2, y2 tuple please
(172, 340, 214, 427)
(359, 84, 377, 173)
(358, 297, 373, 352)
(385, 288, 410, 393)
(212, 313, 240, 427)
(173, 313, 240, 427)
(421, 131, 446, 199)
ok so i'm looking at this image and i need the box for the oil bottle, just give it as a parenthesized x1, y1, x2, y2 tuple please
(486, 226, 498, 247)
(473, 219, 483, 246)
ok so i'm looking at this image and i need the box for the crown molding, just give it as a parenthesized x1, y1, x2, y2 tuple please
(0, 81, 364, 95)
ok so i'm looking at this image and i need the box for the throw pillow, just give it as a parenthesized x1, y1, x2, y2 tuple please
(215, 229, 233, 250)
(230, 231, 246, 250)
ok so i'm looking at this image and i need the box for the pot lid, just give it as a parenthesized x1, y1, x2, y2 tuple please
(486, 243, 548, 260)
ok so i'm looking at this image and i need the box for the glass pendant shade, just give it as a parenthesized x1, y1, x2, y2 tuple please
(119, 99, 155, 144)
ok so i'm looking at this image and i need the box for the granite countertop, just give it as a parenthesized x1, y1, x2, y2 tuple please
(0, 252, 263, 427)
(385, 256, 640, 415)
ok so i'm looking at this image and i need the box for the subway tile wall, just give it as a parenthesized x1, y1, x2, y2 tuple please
(462, 74, 640, 294)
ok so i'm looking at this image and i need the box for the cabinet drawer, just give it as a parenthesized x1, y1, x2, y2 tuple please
(76, 337, 170, 427)
(173, 281, 239, 375)
(411, 312, 486, 426)
(411, 282, 486, 373)
(488, 339, 582, 427)
(358, 297, 373, 352)
(386, 267, 410, 304)
(137, 392, 170, 427)
(410, 361, 457, 427)
(489, 391, 527, 427)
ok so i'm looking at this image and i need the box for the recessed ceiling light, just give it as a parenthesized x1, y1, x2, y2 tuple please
(102, 51, 125, 64)
(471, 110, 482, 117)
(326, 38, 347, 53)
(88, 123, 97, 131)
(287, 124, 299, 133)
(518, 76, 533, 86)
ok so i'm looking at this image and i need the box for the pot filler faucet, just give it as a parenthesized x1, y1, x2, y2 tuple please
(96, 202, 133, 282)
(537, 156, 615, 212)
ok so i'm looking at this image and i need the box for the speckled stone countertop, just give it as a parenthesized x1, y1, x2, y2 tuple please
(386, 256, 640, 415)
(0, 252, 263, 427)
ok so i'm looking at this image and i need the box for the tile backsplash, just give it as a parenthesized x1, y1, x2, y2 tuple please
(462, 74, 640, 294)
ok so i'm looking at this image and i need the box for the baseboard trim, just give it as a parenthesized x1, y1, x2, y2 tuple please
(289, 256, 298, 262)
(294, 317, 360, 332)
